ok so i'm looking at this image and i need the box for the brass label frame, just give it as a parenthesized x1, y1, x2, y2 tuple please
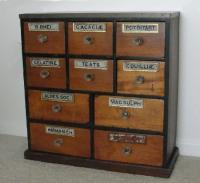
(28, 22, 60, 31)
(73, 22, 106, 32)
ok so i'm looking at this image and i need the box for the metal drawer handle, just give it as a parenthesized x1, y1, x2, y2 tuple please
(122, 147, 132, 156)
(37, 34, 48, 43)
(52, 104, 61, 113)
(53, 138, 64, 147)
(84, 73, 95, 81)
(135, 76, 145, 84)
(121, 110, 130, 120)
(40, 70, 50, 79)
(134, 37, 144, 46)
(83, 36, 94, 45)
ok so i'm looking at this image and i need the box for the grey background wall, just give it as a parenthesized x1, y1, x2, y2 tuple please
(0, 0, 199, 157)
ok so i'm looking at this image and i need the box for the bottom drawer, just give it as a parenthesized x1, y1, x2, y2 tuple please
(30, 123, 91, 158)
(94, 130, 163, 166)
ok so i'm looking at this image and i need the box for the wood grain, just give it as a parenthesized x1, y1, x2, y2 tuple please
(94, 130, 163, 166)
(95, 95, 164, 132)
(26, 57, 67, 89)
(68, 22, 113, 56)
(28, 90, 89, 123)
(69, 59, 113, 92)
(30, 123, 90, 157)
(116, 22, 165, 58)
(117, 60, 165, 96)
(24, 22, 65, 54)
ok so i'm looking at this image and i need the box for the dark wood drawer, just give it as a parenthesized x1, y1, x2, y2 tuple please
(68, 22, 113, 56)
(69, 59, 113, 92)
(26, 57, 67, 89)
(30, 123, 90, 157)
(116, 22, 165, 58)
(28, 90, 89, 123)
(24, 22, 65, 54)
(95, 95, 164, 132)
(117, 60, 165, 96)
(94, 130, 163, 166)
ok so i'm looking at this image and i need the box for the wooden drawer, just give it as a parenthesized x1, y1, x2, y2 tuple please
(24, 22, 65, 54)
(26, 57, 67, 89)
(116, 22, 165, 58)
(117, 60, 165, 96)
(28, 90, 89, 123)
(68, 22, 113, 55)
(69, 59, 113, 92)
(95, 95, 164, 132)
(30, 123, 90, 157)
(94, 130, 163, 166)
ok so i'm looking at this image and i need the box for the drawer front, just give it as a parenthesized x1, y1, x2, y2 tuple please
(26, 57, 67, 89)
(24, 22, 65, 54)
(68, 22, 113, 55)
(69, 59, 113, 92)
(28, 90, 89, 123)
(116, 22, 165, 58)
(30, 123, 90, 157)
(95, 95, 164, 132)
(117, 60, 165, 96)
(94, 130, 163, 166)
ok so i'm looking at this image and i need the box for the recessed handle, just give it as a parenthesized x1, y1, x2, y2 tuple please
(134, 37, 144, 46)
(53, 138, 64, 147)
(52, 104, 61, 113)
(84, 73, 95, 82)
(122, 147, 132, 156)
(40, 70, 50, 79)
(121, 110, 130, 120)
(83, 36, 94, 45)
(37, 34, 48, 43)
(135, 76, 145, 84)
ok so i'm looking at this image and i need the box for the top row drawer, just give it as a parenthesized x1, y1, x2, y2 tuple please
(24, 22, 165, 58)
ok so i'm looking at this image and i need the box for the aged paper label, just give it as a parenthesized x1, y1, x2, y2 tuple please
(41, 92, 74, 103)
(46, 126, 75, 137)
(31, 58, 60, 68)
(28, 22, 59, 31)
(73, 22, 106, 32)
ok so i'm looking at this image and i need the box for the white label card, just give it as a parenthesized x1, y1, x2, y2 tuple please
(31, 58, 60, 68)
(41, 92, 74, 103)
(109, 97, 143, 109)
(74, 59, 108, 70)
(45, 126, 75, 137)
(73, 22, 106, 32)
(28, 22, 60, 31)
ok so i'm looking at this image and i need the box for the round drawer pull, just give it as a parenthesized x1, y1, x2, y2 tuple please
(52, 104, 61, 113)
(135, 76, 145, 84)
(84, 73, 95, 81)
(53, 138, 64, 147)
(40, 70, 50, 79)
(121, 111, 130, 119)
(83, 36, 94, 45)
(37, 34, 48, 43)
(134, 37, 144, 46)
(122, 147, 132, 156)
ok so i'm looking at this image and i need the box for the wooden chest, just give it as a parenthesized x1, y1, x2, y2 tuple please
(19, 12, 180, 177)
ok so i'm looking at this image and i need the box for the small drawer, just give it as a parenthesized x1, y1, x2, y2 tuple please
(28, 90, 89, 123)
(30, 123, 90, 158)
(116, 22, 165, 58)
(68, 22, 113, 56)
(94, 130, 163, 166)
(117, 60, 165, 96)
(95, 95, 164, 132)
(24, 22, 65, 54)
(69, 59, 113, 92)
(26, 57, 67, 89)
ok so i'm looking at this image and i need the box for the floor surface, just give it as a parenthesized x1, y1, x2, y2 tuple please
(0, 134, 199, 183)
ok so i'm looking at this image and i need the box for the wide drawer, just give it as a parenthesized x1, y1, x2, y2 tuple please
(95, 95, 164, 132)
(116, 22, 165, 58)
(68, 22, 113, 55)
(94, 130, 163, 166)
(24, 22, 65, 54)
(117, 60, 165, 96)
(28, 90, 89, 123)
(30, 123, 90, 157)
(26, 57, 67, 89)
(69, 59, 113, 92)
